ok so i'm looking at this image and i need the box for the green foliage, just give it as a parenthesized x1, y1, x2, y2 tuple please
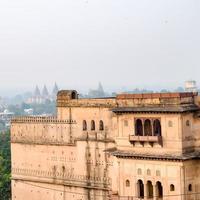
(0, 131, 11, 200)
(0, 123, 5, 132)
(7, 104, 24, 116)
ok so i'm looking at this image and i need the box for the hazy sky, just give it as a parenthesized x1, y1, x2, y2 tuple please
(0, 0, 200, 95)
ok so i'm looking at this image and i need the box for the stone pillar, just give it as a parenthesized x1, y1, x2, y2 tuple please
(151, 119, 154, 136)
(136, 181, 139, 199)
(153, 185, 157, 200)
(142, 119, 144, 136)
(118, 161, 121, 196)
(144, 183, 147, 200)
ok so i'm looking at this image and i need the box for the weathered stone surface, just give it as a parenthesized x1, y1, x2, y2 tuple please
(11, 91, 200, 200)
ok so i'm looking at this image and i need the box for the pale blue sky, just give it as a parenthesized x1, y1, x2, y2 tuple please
(0, 0, 200, 95)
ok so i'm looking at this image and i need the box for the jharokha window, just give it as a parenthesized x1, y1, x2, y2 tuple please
(153, 119, 161, 136)
(135, 118, 162, 136)
(135, 119, 143, 136)
(144, 119, 152, 136)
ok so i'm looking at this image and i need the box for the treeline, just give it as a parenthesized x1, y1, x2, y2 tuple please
(0, 131, 11, 200)
(7, 100, 56, 116)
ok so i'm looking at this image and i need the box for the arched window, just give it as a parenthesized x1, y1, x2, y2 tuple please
(135, 119, 143, 136)
(91, 120, 95, 131)
(83, 120, 87, 131)
(170, 184, 175, 191)
(153, 119, 162, 136)
(144, 119, 152, 136)
(156, 181, 163, 198)
(71, 91, 77, 99)
(188, 184, 192, 192)
(99, 120, 104, 131)
(137, 180, 144, 198)
(147, 181, 153, 198)
(126, 180, 130, 187)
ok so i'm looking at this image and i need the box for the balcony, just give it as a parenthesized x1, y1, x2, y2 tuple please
(129, 135, 162, 146)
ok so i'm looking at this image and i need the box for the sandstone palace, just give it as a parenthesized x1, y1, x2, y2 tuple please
(11, 90, 200, 200)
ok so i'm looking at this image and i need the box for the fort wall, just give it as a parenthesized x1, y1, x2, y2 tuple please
(11, 91, 200, 200)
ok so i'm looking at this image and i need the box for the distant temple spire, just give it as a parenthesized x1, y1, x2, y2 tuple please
(27, 83, 59, 104)
(34, 85, 41, 96)
(52, 82, 59, 96)
(98, 82, 104, 93)
(42, 85, 49, 96)
(88, 82, 105, 98)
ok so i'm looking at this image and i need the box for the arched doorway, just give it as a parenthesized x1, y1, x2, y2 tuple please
(135, 119, 143, 136)
(153, 120, 161, 136)
(137, 180, 144, 198)
(144, 119, 152, 136)
(147, 181, 153, 198)
(156, 181, 163, 198)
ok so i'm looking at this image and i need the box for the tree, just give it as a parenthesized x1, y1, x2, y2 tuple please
(0, 131, 11, 200)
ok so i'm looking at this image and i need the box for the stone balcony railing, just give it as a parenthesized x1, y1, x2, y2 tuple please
(11, 116, 76, 124)
(12, 167, 111, 189)
(129, 135, 163, 146)
(76, 131, 115, 143)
